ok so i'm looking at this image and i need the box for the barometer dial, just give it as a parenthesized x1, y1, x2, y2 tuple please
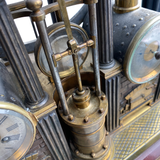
(124, 16, 160, 84)
(0, 102, 36, 160)
(35, 22, 89, 78)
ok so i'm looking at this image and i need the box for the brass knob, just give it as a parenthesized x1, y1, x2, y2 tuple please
(26, 0, 42, 11)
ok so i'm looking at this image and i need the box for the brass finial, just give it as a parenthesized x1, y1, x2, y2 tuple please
(26, 0, 42, 11)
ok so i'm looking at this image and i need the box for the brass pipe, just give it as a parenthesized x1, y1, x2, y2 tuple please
(113, 0, 139, 14)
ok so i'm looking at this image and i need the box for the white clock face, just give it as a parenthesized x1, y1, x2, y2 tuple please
(0, 109, 35, 160)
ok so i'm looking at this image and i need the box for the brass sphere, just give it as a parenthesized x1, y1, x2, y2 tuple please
(26, 0, 43, 11)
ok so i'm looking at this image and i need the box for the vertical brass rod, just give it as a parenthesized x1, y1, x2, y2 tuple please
(72, 53, 83, 91)
(57, 0, 83, 92)
(88, 4, 101, 96)
(57, 0, 73, 40)
(35, 20, 69, 116)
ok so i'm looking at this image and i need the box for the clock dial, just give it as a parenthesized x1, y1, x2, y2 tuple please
(0, 103, 36, 160)
(0, 113, 26, 160)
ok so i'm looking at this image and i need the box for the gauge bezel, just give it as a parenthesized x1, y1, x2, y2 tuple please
(0, 102, 37, 160)
(124, 15, 160, 84)
(35, 22, 89, 78)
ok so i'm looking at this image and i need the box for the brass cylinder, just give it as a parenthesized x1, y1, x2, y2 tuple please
(113, 0, 139, 14)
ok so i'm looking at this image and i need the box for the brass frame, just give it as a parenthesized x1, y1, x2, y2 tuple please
(124, 15, 160, 84)
(0, 102, 37, 160)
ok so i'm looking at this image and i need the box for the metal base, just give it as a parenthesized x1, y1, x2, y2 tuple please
(70, 136, 114, 160)
(112, 101, 160, 160)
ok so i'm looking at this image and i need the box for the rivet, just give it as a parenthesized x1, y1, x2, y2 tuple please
(86, 23, 89, 26)
(106, 131, 109, 136)
(121, 42, 124, 46)
(123, 25, 127, 29)
(139, 18, 143, 21)
(103, 145, 108, 149)
(118, 51, 122, 55)
(84, 116, 89, 123)
(10, 97, 16, 101)
(116, 23, 119, 26)
(68, 114, 74, 121)
(99, 108, 104, 114)
(126, 32, 130, 36)
(91, 152, 96, 158)
(146, 13, 150, 16)
(132, 24, 136, 28)
(119, 58, 122, 62)
(101, 95, 106, 100)
(75, 150, 79, 155)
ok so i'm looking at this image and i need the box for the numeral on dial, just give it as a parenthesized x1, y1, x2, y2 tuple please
(6, 123, 18, 132)
(0, 116, 7, 125)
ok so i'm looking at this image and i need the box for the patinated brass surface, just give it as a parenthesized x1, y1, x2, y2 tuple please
(113, 0, 139, 14)
(112, 101, 160, 160)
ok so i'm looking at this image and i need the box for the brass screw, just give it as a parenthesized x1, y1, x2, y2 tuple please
(103, 145, 108, 149)
(99, 108, 104, 114)
(68, 114, 74, 121)
(106, 131, 109, 136)
(84, 117, 89, 123)
(75, 150, 79, 155)
(91, 152, 96, 158)
(101, 95, 106, 100)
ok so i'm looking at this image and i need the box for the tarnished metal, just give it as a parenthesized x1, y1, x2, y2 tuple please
(88, 3, 101, 96)
(26, 0, 69, 116)
(37, 110, 72, 160)
(96, 0, 115, 69)
(113, 8, 160, 84)
(58, 88, 113, 159)
(0, 0, 48, 110)
(113, 0, 140, 14)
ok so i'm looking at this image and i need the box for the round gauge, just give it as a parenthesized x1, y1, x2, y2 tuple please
(113, 8, 160, 84)
(35, 22, 89, 78)
(0, 102, 36, 160)
(124, 16, 160, 84)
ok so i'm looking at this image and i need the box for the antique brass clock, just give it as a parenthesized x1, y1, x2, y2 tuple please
(113, 8, 160, 84)
(0, 102, 36, 160)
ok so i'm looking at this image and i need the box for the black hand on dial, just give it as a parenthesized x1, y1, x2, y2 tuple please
(1, 134, 20, 143)
(155, 51, 160, 60)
